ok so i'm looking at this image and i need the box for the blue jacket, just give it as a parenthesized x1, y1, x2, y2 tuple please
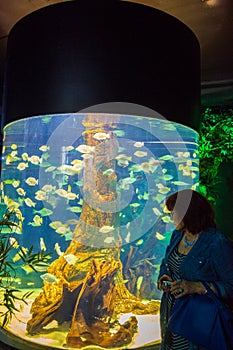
(158, 227, 233, 306)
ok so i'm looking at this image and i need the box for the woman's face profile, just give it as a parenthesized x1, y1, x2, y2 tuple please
(170, 211, 185, 231)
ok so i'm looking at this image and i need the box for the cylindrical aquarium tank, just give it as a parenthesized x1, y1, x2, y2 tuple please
(0, 1, 201, 348)
(0, 112, 199, 349)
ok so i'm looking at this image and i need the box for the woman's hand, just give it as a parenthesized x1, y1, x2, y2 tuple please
(158, 274, 173, 292)
(170, 279, 207, 298)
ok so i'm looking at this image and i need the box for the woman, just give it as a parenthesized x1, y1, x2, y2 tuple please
(158, 189, 233, 350)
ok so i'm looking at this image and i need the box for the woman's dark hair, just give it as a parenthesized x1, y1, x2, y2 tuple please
(165, 189, 216, 234)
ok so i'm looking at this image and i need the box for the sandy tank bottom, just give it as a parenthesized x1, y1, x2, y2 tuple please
(1, 289, 161, 349)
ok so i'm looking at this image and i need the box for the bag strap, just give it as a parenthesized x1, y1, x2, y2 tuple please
(202, 281, 223, 307)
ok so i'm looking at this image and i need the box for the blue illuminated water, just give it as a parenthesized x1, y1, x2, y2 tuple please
(0, 113, 199, 348)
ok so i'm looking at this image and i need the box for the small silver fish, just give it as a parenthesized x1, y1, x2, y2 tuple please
(39, 145, 50, 152)
(158, 187, 170, 195)
(104, 237, 115, 244)
(99, 226, 115, 234)
(33, 208, 53, 216)
(76, 144, 95, 154)
(130, 203, 140, 208)
(121, 177, 136, 185)
(63, 254, 78, 265)
(24, 198, 36, 207)
(65, 146, 74, 151)
(125, 232, 131, 243)
(45, 166, 57, 173)
(49, 221, 64, 229)
(133, 142, 144, 148)
(135, 239, 144, 246)
(42, 184, 55, 192)
(152, 207, 162, 216)
(113, 129, 125, 137)
(134, 151, 147, 157)
(161, 174, 174, 181)
(17, 162, 28, 171)
(117, 159, 129, 168)
(34, 264, 49, 272)
(93, 132, 110, 141)
(158, 155, 174, 161)
(103, 168, 115, 176)
(155, 232, 166, 240)
(172, 181, 189, 186)
(136, 276, 144, 291)
(162, 215, 171, 223)
(54, 243, 64, 256)
(25, 177, 38, 186)
(41, 273, 59, 283)
(40, 237, 47, 251)
(67, 206, 82, 213)
(16, 188, 26, 196)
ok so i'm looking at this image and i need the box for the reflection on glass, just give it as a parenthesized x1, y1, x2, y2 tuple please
(0, 113, 199, 349)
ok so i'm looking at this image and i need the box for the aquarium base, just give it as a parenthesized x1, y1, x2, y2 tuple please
(0, 328, 161, 350)
(0, 290, 161, 350)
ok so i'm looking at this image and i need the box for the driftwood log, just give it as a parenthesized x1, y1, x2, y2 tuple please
(66, 258, 139, 348)
(26, 115, 160, 348)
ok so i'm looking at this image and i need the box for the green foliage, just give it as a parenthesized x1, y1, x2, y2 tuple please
(0, 288, 33, 328)
(18, 246, 51, 273)
(0, 208, 51, 328)
(0, 209, 21, 234)
(199, 107, 233, 203)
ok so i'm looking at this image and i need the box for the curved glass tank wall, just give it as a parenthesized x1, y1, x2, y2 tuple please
(0, 113, 199, 349)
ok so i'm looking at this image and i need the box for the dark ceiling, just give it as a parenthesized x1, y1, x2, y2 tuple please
(0, 0, 232, 110)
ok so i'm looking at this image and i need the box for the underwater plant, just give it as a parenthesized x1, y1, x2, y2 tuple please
(0, 207, 51, 327)
(199, 107, 233, 204)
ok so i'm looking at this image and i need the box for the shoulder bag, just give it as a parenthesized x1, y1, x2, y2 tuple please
(168, 281, 233, 350)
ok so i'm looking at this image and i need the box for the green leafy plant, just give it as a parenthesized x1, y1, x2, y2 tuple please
(0, 208, 51, 327)
(18, 246, 51, 273)
(199, 107, 233, 204)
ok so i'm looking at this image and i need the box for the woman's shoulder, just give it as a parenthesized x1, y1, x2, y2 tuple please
(202, 227, 233, 248)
